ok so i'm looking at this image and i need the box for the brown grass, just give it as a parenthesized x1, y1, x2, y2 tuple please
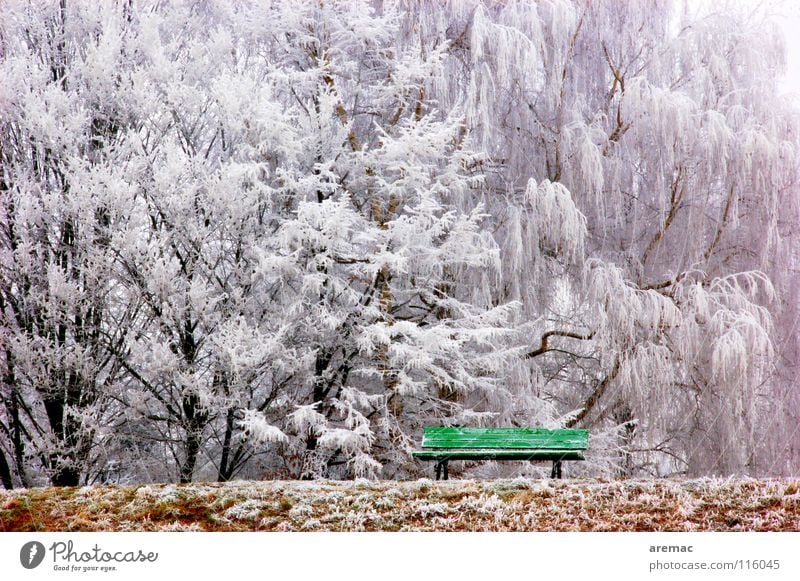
(1, 478, 799, 532)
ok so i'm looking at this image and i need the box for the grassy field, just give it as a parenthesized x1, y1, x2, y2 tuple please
(2, 478, 799, 532)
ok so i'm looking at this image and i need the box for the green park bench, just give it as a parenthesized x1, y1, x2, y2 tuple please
(412, 426, 589, 480)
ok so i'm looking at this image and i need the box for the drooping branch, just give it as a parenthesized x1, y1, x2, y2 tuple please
(552, 5, 587, 182)
(566, 356, 622, 428)
(525, 329, 594, 359)
(703, 184, 736, 262)
(642, 165, 685, 266)
(601, 42, 631, 154)
(641, 270, 692, 293)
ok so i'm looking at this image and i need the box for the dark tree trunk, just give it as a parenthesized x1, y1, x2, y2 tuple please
(176, 307, 208, 484)
(300, 433, 319, 481)
(10, 389, 29, 488)
(179, 391, 207, 484)
(217, 407, 236, 482)
(179, 431, 201, 484)
(43, 376, 86, 488)
(1, 349, 25, 488)
(0, 447, 13, 489)
(51, 465, 80, 487)
(299, 348, 334, 480)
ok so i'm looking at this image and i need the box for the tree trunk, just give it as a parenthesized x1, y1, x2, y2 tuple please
(179, 430, 202, 484)
(10, 389, 29, 488)
(300, 433, 321, 480)
(179, 392, 207, 483)
(299, 350, 331, 480)
(0, 447, 12, 489)
(217, 407, 236, 482)
(51, 465, 80, 487)
(43, 389, 83, 487)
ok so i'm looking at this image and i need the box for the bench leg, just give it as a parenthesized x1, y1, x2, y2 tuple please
(434, 460, 449, 480)
(551, 460, 562, 479)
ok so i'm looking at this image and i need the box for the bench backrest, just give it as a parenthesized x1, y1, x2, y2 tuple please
(420, 427, 588, 450)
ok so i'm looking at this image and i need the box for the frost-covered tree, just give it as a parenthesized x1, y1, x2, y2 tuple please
(408, 0, 799, 476)
(207, 0, 521, 480)
(1, 0, 798, 487)
(2, 0, 520, 484)
(0, 0, 136, 486)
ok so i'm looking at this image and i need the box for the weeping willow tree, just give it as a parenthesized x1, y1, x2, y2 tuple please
(401, 0, 799, 476)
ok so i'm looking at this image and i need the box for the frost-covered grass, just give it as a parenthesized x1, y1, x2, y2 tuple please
(1, 478, 799, 532)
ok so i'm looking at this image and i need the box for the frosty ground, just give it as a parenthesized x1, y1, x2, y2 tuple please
(2, 478, 798, 532)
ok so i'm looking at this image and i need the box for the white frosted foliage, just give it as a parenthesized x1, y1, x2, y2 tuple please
(0, 0, 797, 486)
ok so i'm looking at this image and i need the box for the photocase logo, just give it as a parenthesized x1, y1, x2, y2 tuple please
(20, 541, 46, 569)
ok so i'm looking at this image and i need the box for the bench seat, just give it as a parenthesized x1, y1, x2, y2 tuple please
(412, 427, 588, 479)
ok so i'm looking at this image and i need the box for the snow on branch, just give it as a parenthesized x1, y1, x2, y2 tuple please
(237, 410, 288, 447)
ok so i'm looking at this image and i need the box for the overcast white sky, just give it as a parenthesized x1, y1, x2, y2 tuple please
(777, 3, 800, 96)
(746, 1, 798, 95)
